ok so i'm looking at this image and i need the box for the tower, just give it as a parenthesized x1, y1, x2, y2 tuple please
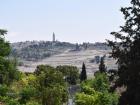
(53, 32, 55, 42)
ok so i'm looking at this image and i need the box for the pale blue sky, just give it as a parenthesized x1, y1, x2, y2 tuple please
(0, 0, 129, 43)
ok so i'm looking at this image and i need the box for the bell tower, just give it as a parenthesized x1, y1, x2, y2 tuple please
(53, 32, 55, 42)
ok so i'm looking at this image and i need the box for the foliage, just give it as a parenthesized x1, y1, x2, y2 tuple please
(80, 63, 87, 82)
(34, 65, 55, 76)
(1, 65, 70, 105)
(75, 93, 98, 105)
(97, 92, 118, 105)
(0, 29, 7, 35)
(56, 65, 79, 85)
(0, 29, 71, 105)
(75, 91, 118, 105)
(99, 56, 106, 73)
(92, 73, 109, 92)
(0, 58, 20, 85)
(75, 73, 118, 105)
(0, 96, 20, 105)
(19, 86, 37, 104)
(0, 29, 21, 85)
(0, 85, 8, 96)
(107, 0, 140, 104)
(26, 101, 40, 105)
(0, 29, 20, 105)
(40, 85, 67, 105)
(107, 69, 118, 83)
(0, 29, 10, 57)
(34, 65, 68, 105)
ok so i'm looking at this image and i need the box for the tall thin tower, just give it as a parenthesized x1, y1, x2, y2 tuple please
(53, 32, 55, 42)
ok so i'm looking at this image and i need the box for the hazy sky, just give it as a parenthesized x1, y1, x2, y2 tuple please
(0, 0, 129, 43)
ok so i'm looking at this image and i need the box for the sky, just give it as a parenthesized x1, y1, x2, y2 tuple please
(0, 0, 129, 43)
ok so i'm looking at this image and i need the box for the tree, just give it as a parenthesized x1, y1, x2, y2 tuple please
(56, 65, 79, 85)
(92, 73, 109, 92)
(75, 73, 118, 105)
(0, 29, 10, 57)
(19, 86, 37, 104)
(0, 29, 20, 85)
(107, 69, 118, 83)
(34, 65, 68, 105)
(34, 65, 55, 76)
(99, 56, 106, 73)
(80, 62, 87, 82)
(107, 0, 140, 105)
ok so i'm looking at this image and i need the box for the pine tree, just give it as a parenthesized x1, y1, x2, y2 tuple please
(99, 56, 106, 73)
(107, 0, 140, 105)
(80, 62, 87, 82)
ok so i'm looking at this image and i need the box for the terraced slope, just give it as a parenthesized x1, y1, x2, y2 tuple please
(18, 49, 117, 77)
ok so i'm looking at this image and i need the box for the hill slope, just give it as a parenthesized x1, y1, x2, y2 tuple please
(10, 41, 116, 76)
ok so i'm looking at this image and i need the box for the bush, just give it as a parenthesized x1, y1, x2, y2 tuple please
(0, 96, 20, 105)
(0, 85, 8, 96)
(75, 93, 98, 105)
(19, 86, 37, 104)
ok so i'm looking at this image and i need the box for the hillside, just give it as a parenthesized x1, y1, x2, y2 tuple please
(10, 41, 75, 61)
(10, 41, 110, 61)
(10, 41, 116, 76)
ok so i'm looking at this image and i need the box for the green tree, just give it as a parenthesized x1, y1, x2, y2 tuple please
(80, 62, 87, 82)
(0, 29, 20, 85)
(75, 73, 118, 105)
(34, 65, 55, 76)
(34, 65, 68, 105)
(56, 65, 79, 85)
(92, 73, 109, 92)
(99, 56, 106, 73)
(0, 29, 10, 57)
(19, 86, 37, 104)
(0, 29, 21, 105)
(107, 0, 140, 104)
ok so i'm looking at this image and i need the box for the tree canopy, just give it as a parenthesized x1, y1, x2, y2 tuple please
(108, 0, 140, 105)
(0, 29, 20, 85)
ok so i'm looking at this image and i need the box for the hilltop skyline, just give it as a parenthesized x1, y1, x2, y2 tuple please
(0, 0, 129, 43)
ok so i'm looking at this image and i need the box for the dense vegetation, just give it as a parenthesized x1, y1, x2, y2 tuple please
(75, 73, 119, 105)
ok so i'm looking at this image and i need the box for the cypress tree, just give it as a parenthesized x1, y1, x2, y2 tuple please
(80, 62, 87, 82)
(99, 56, 106, 73)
